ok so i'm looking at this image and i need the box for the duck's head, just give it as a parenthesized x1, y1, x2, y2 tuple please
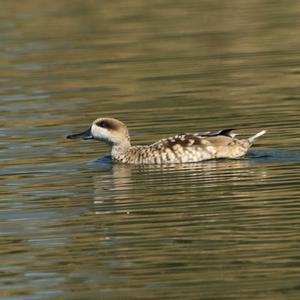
(67, 117, 130, 147)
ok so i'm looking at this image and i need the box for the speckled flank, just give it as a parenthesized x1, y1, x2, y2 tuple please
(67, 117, 266, 164)
(114, 134, 251, 164)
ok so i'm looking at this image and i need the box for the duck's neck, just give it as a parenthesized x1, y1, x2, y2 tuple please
(111, 140, 131, 159)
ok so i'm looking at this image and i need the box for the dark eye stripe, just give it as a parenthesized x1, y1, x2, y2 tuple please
(95, 120, 116, 130)
(96, 120, 108, 128)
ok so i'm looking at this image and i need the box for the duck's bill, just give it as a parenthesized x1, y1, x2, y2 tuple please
(66, 128, 94, 140)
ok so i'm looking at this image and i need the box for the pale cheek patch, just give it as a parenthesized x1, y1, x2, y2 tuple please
(91, 125, 110, 141)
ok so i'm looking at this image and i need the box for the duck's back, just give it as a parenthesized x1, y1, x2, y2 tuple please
(149, 133, 249, 164)
(117, 131, 250, 164)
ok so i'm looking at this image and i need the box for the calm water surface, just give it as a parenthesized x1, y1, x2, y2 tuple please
(1, 1, 300, 299)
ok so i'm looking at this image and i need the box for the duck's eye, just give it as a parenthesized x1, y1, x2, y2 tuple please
(96, 120, 111, 129)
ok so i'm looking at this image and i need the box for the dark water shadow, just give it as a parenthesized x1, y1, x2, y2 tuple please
(247, 149, 300, 163)
(88, 154, 113, 170)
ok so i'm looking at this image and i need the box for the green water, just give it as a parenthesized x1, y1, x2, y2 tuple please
(1, 1, 300, 299)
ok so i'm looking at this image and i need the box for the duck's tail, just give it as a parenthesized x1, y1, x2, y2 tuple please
(248, 130, 266, 144)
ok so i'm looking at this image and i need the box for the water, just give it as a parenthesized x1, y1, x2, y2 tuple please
(1, 1, 300, 299)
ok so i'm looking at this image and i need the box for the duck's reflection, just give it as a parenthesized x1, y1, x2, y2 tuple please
(91, 153, 269, 215)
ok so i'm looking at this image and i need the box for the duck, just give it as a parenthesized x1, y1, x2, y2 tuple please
(67, 117, 266, 164)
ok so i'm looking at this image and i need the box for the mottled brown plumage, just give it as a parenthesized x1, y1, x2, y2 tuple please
(67, 117, 266, 164)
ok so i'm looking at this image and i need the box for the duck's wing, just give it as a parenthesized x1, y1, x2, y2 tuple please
(151, 130, 237, 149)
(147, 132, 238, 163)
(150, 134, 202, 151)
(198, 129, 237, 138)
